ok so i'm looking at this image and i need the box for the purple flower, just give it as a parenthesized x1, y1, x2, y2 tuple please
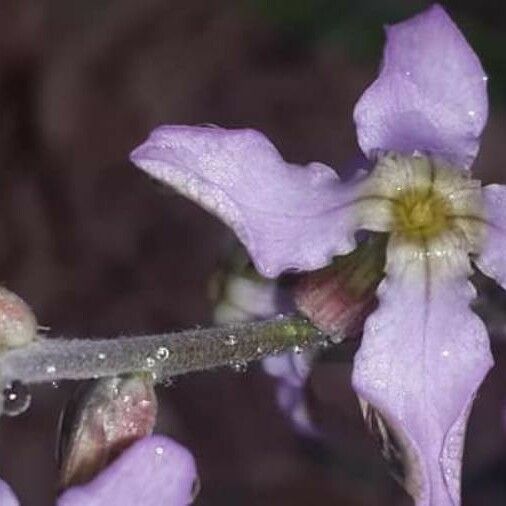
(130, 4, 500, 505)
(58, 435, 197, 506)
(1, 436, 197, 506)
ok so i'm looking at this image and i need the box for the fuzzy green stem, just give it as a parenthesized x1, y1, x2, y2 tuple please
(0, 317, 324, 386)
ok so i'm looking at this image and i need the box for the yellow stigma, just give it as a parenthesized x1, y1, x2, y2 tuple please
(393, 188, 452, 241)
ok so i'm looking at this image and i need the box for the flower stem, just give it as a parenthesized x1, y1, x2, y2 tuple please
(0, 317, 324, 385)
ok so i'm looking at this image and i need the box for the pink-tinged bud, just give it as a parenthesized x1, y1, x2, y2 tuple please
(58, 374, 158, 489)
(293, 235, 386, 341)
(0, 287, 37, 350)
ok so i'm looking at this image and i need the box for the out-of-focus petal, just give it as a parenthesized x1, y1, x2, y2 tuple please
(354, 4, 488, 168)
(276, 382, 315, 436)
(474, 184, 506, 289)
(210, 257, 315, 434)
(57, 435, 198, 506)
(352, 242, 493, 505)
(263, 351, 312, 389)
(0, 480, 19, 506)
(130, 125, 362, 278)
(213, 276, 283, 325)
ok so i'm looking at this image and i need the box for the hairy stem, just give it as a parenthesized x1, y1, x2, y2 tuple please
(0, 317, 324, 385)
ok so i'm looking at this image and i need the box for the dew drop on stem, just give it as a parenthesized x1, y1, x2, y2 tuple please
(223, 334, 238, 346)
(229, 360, 248, 373)
(155, 346, 170, 361)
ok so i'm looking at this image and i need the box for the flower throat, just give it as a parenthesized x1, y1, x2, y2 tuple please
(393, 187, 451, 241)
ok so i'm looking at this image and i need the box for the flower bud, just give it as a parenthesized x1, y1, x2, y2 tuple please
(58, 374, 157, 489)
(0, 287, 37, 350)
(293, 234, 386, 342)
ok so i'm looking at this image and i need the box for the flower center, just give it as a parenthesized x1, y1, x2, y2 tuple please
(393, 188, 451, 241)
(357, 154, 486, 255)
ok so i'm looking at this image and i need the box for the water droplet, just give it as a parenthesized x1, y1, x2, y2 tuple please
(405, 70, 411, 77)
(292, 345, 303, 355)
(256, 346, 263, 355)
(230, 360, 248, 373)
(46, 365, 56, 374)
(155, 446, 164, 456)
(155, 346, 170, 361)
(52, 381, 60, 389)
(468, 110, 476, 117)
(318, 337, 331, 349)
(372, 378, 386, 390)
(329, 331, 345, 344)
(97, 352, 106, 360)
(441, 350, 450, 358)
(482, 75, 488, 82)
(444, 465, 458, 480)
(3, 381, 31, 416)
(223, 334, 237, 346)
(146, 357, 156, 368)
(445, 437, 460, 459)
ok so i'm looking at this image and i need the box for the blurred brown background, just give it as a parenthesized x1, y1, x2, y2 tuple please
(0, 1, 505, 504)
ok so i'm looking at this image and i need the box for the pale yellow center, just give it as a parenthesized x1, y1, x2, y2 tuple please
(357, 154, 486, 257)
(393, 188, 452, 241)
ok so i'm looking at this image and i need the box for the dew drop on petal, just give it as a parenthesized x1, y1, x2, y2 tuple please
(46, 365, 56, 374)
(3, 381, 31, 416)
